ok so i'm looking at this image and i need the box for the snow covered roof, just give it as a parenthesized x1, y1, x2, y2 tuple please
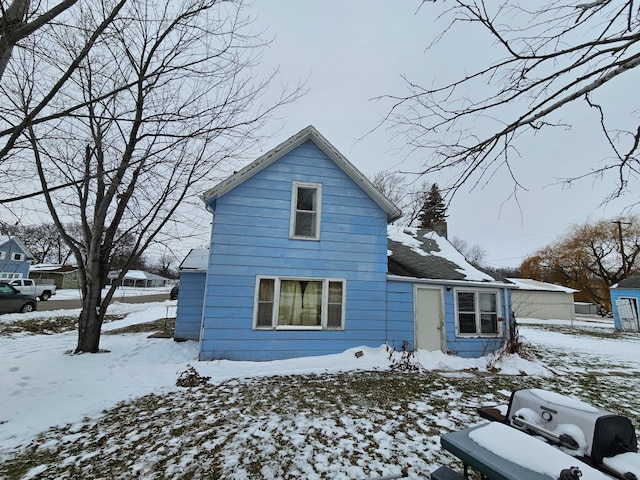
(179, 249, 209, 271)
(387, 226, 503, 284)
(107, 270, 169, 281)
(30, 264, 77, 273)
(507, 278, 579, 294)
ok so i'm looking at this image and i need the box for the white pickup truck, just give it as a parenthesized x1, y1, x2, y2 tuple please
(9, 279, 57, 301)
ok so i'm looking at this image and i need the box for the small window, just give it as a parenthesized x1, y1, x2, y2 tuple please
(290, 182, 321, 240)
(455, 289, 500, 336)
(254, 276, 345, 330)
(12, 253, 23, 261)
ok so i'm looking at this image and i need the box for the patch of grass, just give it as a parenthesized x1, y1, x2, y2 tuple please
(104, 317, 175, 335)
(2, 369, 640, 479)
(0, 314, 127, 336)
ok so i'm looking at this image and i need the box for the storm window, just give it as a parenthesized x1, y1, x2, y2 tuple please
(290, 181, 321, 240)
(455, 289, 500, 336)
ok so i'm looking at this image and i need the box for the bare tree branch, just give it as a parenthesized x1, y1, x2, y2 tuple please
(378, 0, 640, 203)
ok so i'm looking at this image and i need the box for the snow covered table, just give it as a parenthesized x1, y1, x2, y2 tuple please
(440, 422, 613, 480)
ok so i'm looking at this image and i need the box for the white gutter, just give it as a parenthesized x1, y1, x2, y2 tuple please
(386, 274, 519, 289)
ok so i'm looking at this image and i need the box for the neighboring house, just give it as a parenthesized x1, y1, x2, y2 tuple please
(507, 278, 578, 321)
(174, 249, 209, 341)
(0, 236, 34, 281)
(107, 270, 169, 288)
(174, 125, 515, 361)
(610, 276, 640, 332)
(29, 264, 80, 289)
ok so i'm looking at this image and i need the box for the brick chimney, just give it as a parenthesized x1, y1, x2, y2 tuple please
(433, 220, 448, 239)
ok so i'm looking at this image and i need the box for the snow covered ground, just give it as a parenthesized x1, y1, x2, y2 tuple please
(0, 307, 639, 479)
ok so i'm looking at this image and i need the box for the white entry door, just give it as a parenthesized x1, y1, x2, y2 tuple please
(415, 287, 443, 352)
(616, 297, 639, 332)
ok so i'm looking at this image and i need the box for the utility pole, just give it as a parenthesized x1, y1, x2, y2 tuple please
(612, 220, 632, 278)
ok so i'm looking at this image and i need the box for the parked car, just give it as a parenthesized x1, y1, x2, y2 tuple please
(9, 278, 56, 301)
(0, 282, 37, 313)
(170, 285, 179, 300)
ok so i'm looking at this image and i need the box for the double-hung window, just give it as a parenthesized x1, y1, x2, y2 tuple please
(290, 181, 321, 240)
(455, 289, 500, 336)
(254, 277, 345, 329)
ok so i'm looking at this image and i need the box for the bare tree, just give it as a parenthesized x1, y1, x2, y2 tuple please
(520, 215, 640, 308)
(382, 1, 640, 203)
(368, 171, 431, 227)
(1, 0, 79, 80)
(0, 0, 127, 163)
(449, 236, 488, 267)
(5, 0, 301, 353)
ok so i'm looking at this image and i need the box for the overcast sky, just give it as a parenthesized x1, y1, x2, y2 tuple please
(240, 1, 637, 270)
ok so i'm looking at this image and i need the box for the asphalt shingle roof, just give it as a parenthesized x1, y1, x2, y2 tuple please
(615, 275, 640, 289)
(386, 227, 502, 283)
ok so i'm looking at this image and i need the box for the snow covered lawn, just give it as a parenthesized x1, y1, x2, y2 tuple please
(0, 308, 639, 479)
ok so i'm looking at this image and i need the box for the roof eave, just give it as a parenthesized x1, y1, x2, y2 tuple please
(201, 125, 402, 222)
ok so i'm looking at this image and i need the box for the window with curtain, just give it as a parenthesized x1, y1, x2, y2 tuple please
(455, 289, 500, 336)
(254, 277, 344, 329)
(290, 181, 321, 239)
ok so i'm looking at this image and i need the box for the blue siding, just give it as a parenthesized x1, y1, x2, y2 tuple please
(386, 279, 511, 358)
(0, 238, 30, 279)
(174, 271, 206, 341)
(610, 287, 640, 330)
(200, 141, 390, 361)
(386, 281, 415, 351)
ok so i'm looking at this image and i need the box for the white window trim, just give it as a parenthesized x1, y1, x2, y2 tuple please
(253, 275, 346, 330)
(289, 181, 322, 240)
(454, 288, 502, 337)
(12, 253, 23, 261)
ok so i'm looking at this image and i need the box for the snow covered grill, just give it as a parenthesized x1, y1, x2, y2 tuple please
(505, 388, 637, 465)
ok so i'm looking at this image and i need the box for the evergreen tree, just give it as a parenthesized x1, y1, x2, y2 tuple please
(418, 184, 448, 229)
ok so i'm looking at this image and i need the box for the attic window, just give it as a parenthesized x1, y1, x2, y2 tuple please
(12, 253, 23, 261)
(290, 181, 321, 240)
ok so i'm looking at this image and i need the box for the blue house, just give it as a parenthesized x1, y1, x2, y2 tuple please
(0, 236, 34, 281)
(610, 276, 640, 332)
(175, 126, 515, 361)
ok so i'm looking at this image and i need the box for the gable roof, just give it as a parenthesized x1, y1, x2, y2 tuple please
(0, 236, 34, 260)
(202, 125, 402, 223)
(507, 278, 578, 294)
(387, 226, 511, 286)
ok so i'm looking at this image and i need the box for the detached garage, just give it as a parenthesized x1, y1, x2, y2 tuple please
(508, 278, 578, 321)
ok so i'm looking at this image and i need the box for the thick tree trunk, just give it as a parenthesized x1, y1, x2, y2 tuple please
(75, 242, 110, 353)
(75, 281, 105, 353)
(0, 0, 30, 80)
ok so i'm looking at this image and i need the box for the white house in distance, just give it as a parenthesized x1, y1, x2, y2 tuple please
(107, 270, 169, 288)
(508, 278, 578, 321)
